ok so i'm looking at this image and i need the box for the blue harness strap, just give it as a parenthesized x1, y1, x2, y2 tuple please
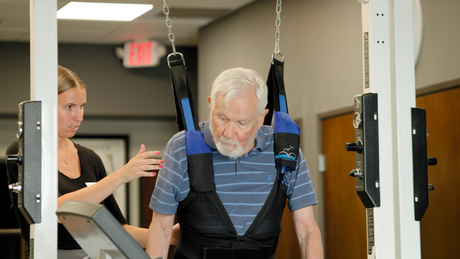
(265, 57, 300, 173)
(168, 54, 215, 193)
(185, 131, 215, 192)
(273, 111, 300, 171)
(169, 56, 199, 132)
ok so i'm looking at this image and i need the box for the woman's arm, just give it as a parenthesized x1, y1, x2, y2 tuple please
(58, 144, 162, 208)
(123, 225, 149, 248)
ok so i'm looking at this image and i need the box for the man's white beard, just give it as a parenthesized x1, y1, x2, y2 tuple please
(216, 136, 243, 159)
(210, 121, 257, 159)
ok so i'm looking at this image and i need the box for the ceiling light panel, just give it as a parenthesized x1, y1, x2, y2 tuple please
(57, 2, 153, 21)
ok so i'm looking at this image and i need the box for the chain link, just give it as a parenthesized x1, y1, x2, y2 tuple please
(163, 0, 177, 54)
(274, 0, 282, 55)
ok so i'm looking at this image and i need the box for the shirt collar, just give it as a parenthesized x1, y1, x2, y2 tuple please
(202, 120, 217, 149)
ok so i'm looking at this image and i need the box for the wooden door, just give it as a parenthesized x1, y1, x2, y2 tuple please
(140, 177, 157, 228)
(417, 87, 460, 258)
(322, 113, 366, 259)
(322, 86, 460, 258)
(274, 207, 301, 259)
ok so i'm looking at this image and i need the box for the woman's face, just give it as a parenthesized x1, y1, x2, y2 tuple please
(58, 87, 86, 139)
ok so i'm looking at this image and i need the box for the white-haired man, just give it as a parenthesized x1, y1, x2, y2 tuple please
(146, 67, 323, 259)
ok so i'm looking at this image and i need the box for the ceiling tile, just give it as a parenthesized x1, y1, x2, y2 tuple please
(0, 0, 257, 45)
(58, 20, 127, 31)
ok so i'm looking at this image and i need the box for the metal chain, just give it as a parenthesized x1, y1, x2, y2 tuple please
(163, 0, 177, 55)
(274, 0, 282, 55)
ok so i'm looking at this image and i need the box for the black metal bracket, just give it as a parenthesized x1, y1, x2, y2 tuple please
(411, 107, 436, 221)
(7, 101, 42, 224)
(345, 93, 380, 208)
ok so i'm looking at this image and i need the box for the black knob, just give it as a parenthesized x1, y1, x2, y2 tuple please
(427, 157, 437, 166)
(345, 142, 362, 153)
(6, 155, 22, 165)
(428, 183, 435, 192)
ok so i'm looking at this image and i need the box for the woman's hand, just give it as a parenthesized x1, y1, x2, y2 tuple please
(115, 144, 163, 184)
(58, 144, 162, 208)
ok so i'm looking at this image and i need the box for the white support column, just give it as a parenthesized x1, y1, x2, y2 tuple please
(391, 0, 420, 258)
(360, 0, 421, 258)
(30, 0, 58, 258)
(360, 0, 396, 258)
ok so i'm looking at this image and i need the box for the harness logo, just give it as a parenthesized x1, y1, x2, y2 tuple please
(275, 146, 297, 162)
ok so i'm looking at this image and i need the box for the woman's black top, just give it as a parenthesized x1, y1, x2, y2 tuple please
(6, 141, 128, 250)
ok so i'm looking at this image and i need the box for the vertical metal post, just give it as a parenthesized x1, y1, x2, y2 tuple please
(360, 0, 396, 258)
(391, 0, 421, 258)
(30, 0, 58, 258)
(360, 0, 421, 258)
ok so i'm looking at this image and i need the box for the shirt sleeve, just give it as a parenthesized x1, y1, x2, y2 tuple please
(149, 131, 190, 215)
(285, 148, 318, 212)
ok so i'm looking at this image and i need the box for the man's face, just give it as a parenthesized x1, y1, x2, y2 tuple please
(208, 91, 268, 159)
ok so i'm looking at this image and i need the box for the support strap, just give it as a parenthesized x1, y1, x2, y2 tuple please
(273, 112, 300, 171)
(185, 131, 215, 192)
(265, 56, 299, 172)
(169, 54, 198, 131)
(168, 54, 215, 192)
(264, 57, 288, 126)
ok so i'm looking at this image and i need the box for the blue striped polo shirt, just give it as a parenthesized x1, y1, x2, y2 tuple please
(149, 120, 317, 235)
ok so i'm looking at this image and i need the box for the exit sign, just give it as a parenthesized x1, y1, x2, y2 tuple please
(123, 41, 161, 68)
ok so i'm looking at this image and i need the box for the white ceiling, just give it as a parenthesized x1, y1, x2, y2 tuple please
(0, 0, 257, 46)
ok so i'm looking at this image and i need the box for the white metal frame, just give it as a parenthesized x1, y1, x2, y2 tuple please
(391, 0, 420, 258)
(359, 0, 420, 258)
(361, 0, 396, 258)
(25, 0, 421, 258)
(29, 0, 58, 258)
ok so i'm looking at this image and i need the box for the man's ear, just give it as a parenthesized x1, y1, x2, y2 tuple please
(207, 96, 212, 114)
(258, 109, 269, 128)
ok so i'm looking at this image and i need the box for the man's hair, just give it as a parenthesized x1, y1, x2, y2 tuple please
(210, 67, 268, 115)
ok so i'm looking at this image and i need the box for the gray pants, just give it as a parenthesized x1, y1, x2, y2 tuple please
(58, 249, 89, 259)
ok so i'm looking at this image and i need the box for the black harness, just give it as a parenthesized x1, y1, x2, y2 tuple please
(167, 55, 299, 259)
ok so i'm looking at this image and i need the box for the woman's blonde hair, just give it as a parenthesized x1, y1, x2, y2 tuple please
(58, 65, 85, 94)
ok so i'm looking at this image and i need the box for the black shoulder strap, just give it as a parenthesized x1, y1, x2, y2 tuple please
(244, 167, 287, 236)
(168, 53, 215, 193)
(265, 57, 288, 126)
(169, 54, 199, 131)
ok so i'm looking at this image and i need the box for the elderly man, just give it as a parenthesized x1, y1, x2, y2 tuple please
(146, 67, 323, 259)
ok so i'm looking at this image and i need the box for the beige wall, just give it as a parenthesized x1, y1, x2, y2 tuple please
(415, 0, 460, 89)
(197, 0, 460, 243)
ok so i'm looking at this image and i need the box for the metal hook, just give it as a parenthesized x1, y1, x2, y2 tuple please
(167, 52, 185, 68)
(271, 53, 285, 64)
